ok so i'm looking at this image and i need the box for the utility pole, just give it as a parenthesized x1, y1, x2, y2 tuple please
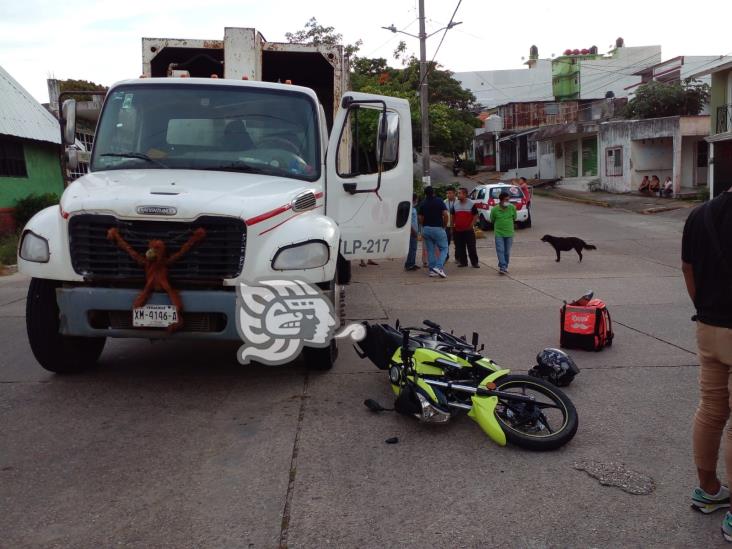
(418, 0, 430, 186)
(381, 9, 461, 188)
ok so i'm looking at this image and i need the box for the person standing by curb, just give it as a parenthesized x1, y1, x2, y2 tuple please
(453, 187, 480, 268)
(682, 187, 732, 541)
(444, 187, 457, 262)
(418, 186, 448, 278)
(490, 191, 516, 274)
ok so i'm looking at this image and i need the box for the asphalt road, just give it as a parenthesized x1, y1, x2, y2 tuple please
(1, 196, 724, 548)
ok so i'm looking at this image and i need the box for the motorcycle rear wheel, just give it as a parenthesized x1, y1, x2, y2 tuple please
(493, 374, 578, 451)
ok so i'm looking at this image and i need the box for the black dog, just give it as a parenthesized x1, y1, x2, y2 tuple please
(541, 235, 597, 262)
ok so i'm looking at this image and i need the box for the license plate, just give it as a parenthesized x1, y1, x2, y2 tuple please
(132, 305, 178, 328)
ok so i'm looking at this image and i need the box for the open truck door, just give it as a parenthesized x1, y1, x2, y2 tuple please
(326, 92, 413, 262)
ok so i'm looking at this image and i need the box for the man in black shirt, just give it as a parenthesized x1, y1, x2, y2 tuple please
(682, 189, 732, 537)
(418, 186, 449, 278)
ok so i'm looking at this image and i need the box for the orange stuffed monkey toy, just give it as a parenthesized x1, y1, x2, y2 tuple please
(106, 227, 206, 332)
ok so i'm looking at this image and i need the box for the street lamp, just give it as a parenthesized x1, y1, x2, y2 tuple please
(382, 10, 462, 186)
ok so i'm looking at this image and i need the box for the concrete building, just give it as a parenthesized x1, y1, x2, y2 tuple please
(456, 41, 661, 109)
(689, 57, 732, 196)
(0, 65, 63, 233)
(497, 98, 626, 184)
(598, 116, 710, 194)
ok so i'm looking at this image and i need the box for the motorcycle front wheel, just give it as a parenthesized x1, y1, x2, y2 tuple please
(493, 374, 578, 451)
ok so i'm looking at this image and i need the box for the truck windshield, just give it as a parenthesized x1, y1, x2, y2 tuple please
(90, 84, 320, 181)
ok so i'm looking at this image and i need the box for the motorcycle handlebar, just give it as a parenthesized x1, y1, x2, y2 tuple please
(423, 319, 440, 330)
(401, 329, 410, 351)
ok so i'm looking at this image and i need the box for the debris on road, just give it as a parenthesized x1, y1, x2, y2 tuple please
(573, 460, 655, 495)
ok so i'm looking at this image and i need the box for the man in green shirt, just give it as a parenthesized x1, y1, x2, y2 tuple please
(489, 191, 517, 274)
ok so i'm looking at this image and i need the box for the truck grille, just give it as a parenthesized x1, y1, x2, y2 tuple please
(69, 214, 246, 281)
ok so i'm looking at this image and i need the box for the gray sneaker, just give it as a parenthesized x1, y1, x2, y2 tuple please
(692, 485, 730, 514)
(723, 511, 732, 542)
(436, 268, 447, 278)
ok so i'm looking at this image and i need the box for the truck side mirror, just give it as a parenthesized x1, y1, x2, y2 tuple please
(376, 111, 399, 165)
(65, 147, 79, 170)
(61, 99, 77, 145)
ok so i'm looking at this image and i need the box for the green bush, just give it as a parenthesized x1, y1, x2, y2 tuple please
(13, 193, 60, 232)
(0, 233, 18, 265)
(462, 159, 477, 175)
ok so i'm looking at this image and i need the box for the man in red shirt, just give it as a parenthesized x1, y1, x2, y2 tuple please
(452, 187, 480, 268)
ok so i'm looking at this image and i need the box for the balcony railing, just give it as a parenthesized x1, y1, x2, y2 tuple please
(717, 104, 732, 134)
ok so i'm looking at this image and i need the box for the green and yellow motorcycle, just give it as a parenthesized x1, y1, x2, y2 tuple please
(355, 320, 578, 451)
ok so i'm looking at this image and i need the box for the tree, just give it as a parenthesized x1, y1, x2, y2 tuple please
(285, 20, 481, 154)
(352, 57, 481, 154)
(624, 79, 711, 119)
(58, 79, 107, 102)
(285, 17, 362, 58)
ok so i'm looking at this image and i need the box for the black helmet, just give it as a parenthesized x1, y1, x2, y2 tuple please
(529, 348, 579, 386)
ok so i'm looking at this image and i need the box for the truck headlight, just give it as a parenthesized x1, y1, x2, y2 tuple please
(272, 240, 329, 270)
(19, 231, 50, 263)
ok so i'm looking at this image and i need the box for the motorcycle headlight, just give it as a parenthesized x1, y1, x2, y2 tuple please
(19, 231, 50, 263)
(272, 240, 329, 270)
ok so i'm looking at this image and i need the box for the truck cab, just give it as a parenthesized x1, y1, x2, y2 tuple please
(18, 28, 412, 373)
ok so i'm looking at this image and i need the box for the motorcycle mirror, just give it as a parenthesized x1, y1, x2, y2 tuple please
(471, 332, 479, 348)
(395, 319, 400, 329)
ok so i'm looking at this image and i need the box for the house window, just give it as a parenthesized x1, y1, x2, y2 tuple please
(527, 139, 537, 161)
(545, 103, 559, 115)
(606, 147, 622, 176)
(0, 138, 27, 178)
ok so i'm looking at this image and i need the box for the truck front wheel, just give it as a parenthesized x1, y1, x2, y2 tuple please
(302, 280, 343, 371)
(26, 278, 106, 374)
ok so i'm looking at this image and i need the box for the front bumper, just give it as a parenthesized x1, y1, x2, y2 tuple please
(57, 287, 241, 341)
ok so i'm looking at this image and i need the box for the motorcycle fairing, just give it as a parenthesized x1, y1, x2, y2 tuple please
(468, 369, 511, 446)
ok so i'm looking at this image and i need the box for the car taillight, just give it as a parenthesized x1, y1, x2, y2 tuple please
(488, 199, 496, 206)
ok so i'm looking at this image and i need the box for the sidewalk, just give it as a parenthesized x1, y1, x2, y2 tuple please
(531, 186, 701, 214)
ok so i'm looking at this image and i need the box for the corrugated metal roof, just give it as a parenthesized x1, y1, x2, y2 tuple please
(0, 65, 60, 144)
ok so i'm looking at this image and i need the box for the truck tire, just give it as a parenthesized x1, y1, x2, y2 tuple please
(302, 279, 343, 371)
(337, 253, 352, 285)
(26, 278, 106, 374)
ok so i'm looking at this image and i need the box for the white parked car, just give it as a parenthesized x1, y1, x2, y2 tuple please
(469, 183, 531, 230)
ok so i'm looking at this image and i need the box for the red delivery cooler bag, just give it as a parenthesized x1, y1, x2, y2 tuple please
(560, 297, 614, 352)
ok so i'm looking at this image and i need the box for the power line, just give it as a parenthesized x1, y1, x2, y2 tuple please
(418, 0, 463, 90)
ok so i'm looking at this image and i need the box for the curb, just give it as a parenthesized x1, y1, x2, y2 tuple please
(639, 205, 686, 215)
(0, 264, 18, 277)
(532, 189, 611, 208)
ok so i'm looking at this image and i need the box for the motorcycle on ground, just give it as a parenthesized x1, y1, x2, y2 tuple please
(355, 320, 579, 451)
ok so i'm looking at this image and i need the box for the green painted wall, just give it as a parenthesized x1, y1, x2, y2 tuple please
(0, 139, 63, 208)
(552, 57, 581, 100)
(710, 69, 730, 133)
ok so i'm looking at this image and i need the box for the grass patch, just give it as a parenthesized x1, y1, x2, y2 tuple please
(0, 233, 19, 266)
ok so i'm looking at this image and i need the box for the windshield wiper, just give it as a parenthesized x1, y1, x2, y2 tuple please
(199, 162, 270, 174)
(101, 152, 168, 168)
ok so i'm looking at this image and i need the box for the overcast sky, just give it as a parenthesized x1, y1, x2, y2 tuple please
(2, 0, 731, 102)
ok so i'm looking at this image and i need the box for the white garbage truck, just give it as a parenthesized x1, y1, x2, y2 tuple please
(19, 28, 413, 372)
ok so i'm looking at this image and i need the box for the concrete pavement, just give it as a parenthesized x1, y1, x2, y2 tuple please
(1, 195, 726, 547)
